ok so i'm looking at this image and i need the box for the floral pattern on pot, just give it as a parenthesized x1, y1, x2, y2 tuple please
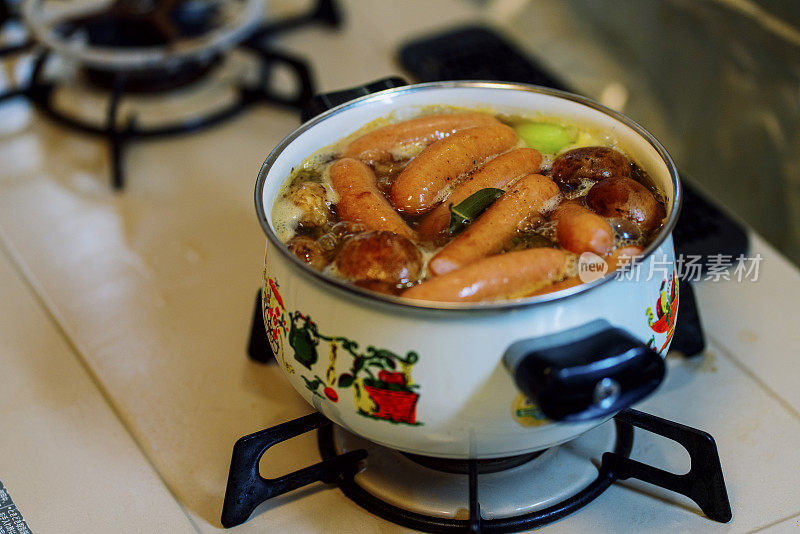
(264, 275, 422, 425)
(646, 270, 679, 355)
(263, 271, 294, 374)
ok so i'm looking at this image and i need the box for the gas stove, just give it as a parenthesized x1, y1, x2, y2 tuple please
(0, 0, 339, 188)
(0, 2, 799, 533)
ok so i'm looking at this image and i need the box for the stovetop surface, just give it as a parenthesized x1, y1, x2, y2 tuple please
(1, 1, 800, 533)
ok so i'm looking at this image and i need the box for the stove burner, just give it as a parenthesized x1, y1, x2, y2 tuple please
(221, 409, 732, 532)
(20, 0, 264, 70)
(0, 0, 342, 188)
(401, 450, 545, 475)
(76, 0, 224, 91)
(81, 2, 199, 48)
(77, 0, 221, 93)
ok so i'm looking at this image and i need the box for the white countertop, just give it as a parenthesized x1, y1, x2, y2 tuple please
(0, 229, 196, 533)
(1, 1, 800, 532)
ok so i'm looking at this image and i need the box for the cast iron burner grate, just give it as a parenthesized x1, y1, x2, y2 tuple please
(221, 409, 731, 532)
(0, 0, 342, 189)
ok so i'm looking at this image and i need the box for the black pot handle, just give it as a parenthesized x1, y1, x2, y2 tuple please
(300, 76, 408, 122)
(504, 320, 665, 422)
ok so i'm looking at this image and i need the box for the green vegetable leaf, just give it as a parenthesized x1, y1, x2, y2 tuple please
(514, 122, 578, 153)
(448, 188, 505, 235)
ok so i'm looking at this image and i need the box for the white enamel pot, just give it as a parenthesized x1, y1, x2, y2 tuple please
(255, 80, 681, 459)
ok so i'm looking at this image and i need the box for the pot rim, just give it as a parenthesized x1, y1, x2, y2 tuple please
(254, 81, 682, 312)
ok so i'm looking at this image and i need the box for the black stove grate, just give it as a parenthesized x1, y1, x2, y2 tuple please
(221, 409, 731, 532)
(0, 0, 341, 189)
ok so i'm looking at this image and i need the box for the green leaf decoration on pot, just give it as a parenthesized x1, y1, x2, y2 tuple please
(448, 188, 505, 235)
(404, 351, 420, 365)
(289, 311, 319, 370)
(301, 375, 325, 397)
(338, 373, 355, 388)
(274, 300, 423, 425)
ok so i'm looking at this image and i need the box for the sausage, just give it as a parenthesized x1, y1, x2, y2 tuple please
(334, 231, 422, 285)
(403, 248, 570, 302)
(329, 158, 415, 240)
(416, 148, 543, 243)
(524, 245, 644, 296)
(551, 146, 632, 191)
(606, 245, 644, 271)
(551, 201, 614, 255)
(586, 177, 665, 233)
(428, 174, 561, 276)
(390, 124, 519, 216)
(343, 112, 501, 163)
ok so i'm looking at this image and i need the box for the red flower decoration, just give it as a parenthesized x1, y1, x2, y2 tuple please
(268, 278, 285, 309)
(378, 370, 406, 385)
